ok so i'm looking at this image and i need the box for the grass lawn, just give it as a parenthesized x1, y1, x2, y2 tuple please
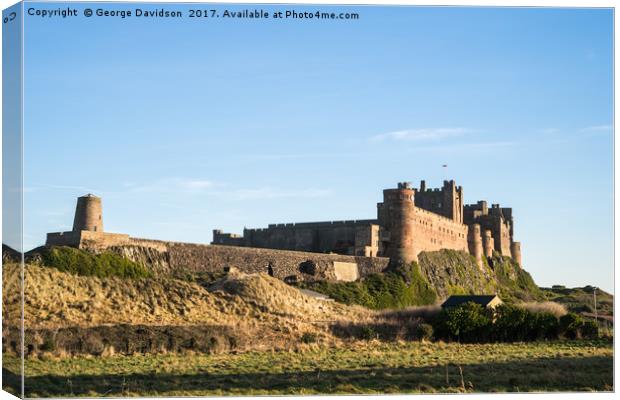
(3, 339, 613, 396)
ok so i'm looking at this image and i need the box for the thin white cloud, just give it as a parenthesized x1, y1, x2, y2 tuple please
(239, 152, 344, 161)
(21, 184, 97, 194)
(370, 127, 471, 143)
(409, 141, 516, 152)
(232, 187, 331, 201)
(580, 125, 613, 132)
(180, 179, 213, 190)
(127, 178, 214, 193)
(122, 179, 328, 201)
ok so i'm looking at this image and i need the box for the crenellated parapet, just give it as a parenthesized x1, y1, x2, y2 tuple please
(214, 180, 523, 267)
(47, 177, 524, 285)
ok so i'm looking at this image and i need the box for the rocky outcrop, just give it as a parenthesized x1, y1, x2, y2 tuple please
(418, 249, 541, 301)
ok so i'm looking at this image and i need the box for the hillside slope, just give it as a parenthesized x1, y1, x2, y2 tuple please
(418, 250, 542, 301)
(2, 244, 20, 263)
(301, 250, 543, 309)
(541, 285, 613, 319)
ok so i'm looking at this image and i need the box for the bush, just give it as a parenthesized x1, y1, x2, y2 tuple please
(359, 326, 377, 340)
(559, 313, 584, 339)
(300, 332, 318, 344)
(580, 320, 599, 339)
(530, 312, 560, 340)
(492, 304, 530, 341)
(416, 323, 434, 341)
(433, 303, 565, 343)
(39, 338, 56, 352)
(492, 304, 560, 341)
(40, 246, 151, 279)
(433, 302, 492, 342)
(559, 313, 599, 339)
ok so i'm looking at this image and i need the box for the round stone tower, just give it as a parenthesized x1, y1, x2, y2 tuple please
(482, 229, 494, 258)
(72, 194, 103, 232)
(510, 241, 522, 266)
(378, 182, 417, 265)
(467, 223, 483, 267)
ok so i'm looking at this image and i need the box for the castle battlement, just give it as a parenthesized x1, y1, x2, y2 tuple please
(214, 179, 522, 267)
(46, 179, 522, 278)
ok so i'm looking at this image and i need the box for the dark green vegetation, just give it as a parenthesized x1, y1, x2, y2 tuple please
(418, 250, 541, 302)
(301, 250, 542, 310)
(490, 255, 542, 301)
(10, 325, 240, 358)
(33, 246, 151, 279)
(542, 285, 613, 318)
(3, 340, 612, 396)
(433, 303, 599, 343)
(300, 262, 436, 309)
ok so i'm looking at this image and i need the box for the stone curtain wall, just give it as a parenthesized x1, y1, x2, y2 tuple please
(242, 220, 378, 254)
(410, 207, 469, 256)
(111, 238, 390, 281)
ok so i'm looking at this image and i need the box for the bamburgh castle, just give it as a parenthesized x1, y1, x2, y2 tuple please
(213, 180, 521, 267)
(46, 180, 520, 283)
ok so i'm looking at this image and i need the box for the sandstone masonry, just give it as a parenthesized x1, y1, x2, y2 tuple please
(213, 180, 522, 268)
(45, 180, 522, 282)
(46, 195, 389, 282)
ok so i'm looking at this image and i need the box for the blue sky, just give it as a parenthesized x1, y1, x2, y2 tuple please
(19, 4, 613, 292)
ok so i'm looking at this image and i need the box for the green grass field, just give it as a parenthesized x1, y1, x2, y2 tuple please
(3, 339, 613, 396)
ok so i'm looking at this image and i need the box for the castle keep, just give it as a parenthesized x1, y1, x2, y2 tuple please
(213, 180, 522, 267)
(46, 180, 521, 283)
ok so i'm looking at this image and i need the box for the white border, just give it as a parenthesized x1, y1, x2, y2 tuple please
(0, 1, 615, 400)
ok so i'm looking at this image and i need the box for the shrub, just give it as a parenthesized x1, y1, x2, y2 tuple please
(40, 246, 151, 279)
(300, 332, 318, 344)
(39, 338, 56, 353)
(530, 312, 560, 340)
(359, 326, 377, 340)
(494, 304, 561, 341)
(416, 323, 434, 341)
(559, 313, 584, 339)
(580, 320, 599, 339)
(558, 313, 598, 339)
(433, 302, 492, 342)
(492, 304, 530, 341)
(431, 303, 604, 343)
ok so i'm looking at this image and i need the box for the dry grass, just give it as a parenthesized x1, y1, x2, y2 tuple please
(519, 301, 567, 318)
(209, 267, 368, 321)
(330, 305, 442, 341)
(2, 263, 370, 352)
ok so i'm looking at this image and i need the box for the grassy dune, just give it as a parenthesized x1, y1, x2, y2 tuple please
(3, 340, 612, 396)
